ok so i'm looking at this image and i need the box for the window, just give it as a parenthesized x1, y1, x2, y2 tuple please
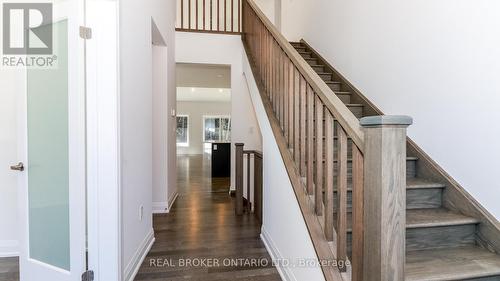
(176, 115, 189, 146)
(203, 116, 231, 142)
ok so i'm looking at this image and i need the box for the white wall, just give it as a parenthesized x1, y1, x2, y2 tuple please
(152, 45, 172, 214)
(166, 17, 179, 224)
(279, 0, 308, 41)
(242, 46, 325, 281)
(274, 0, 281, 31)
(176, 32, 262, 190)
(0, 68, 22, 257)
(177, 101, 232, 155)
(119, 0, 176, 279)
(279, 0, 500, 219)
(254, 0, 276, 25)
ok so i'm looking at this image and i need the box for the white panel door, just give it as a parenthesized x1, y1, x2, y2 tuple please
(15, 0, 87, 280)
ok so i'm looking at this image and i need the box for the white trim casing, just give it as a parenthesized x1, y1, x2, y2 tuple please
(0, 240, 19, 258)
(86, 0, 121, 280)
(152, 202, 168, 214)
(260, 227, 296, 281)
(123, 229, 155, 281)
(152, 191, 179, 214)
(167, 192, 179, 212)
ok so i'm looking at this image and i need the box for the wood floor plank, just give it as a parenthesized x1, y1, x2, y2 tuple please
(0, 257, 18, 281)
(135, 155, 281, 281)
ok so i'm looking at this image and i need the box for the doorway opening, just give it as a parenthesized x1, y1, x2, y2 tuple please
(175, 63, 232, 195)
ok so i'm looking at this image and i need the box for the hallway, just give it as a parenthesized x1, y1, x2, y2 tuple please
(134, 154, 281, 280)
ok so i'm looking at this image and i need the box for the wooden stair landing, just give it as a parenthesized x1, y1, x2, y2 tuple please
(290, 41, 500, 281)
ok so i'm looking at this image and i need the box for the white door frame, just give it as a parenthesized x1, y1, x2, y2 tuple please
(85, 0, 121, 280)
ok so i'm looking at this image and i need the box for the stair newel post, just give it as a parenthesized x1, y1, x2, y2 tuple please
(235, 143, 245, 215)
(360, 115, 412, 281)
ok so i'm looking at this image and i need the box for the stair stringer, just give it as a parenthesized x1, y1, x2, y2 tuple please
(242, 41, 344, 281)
(299, 38, 500, 255)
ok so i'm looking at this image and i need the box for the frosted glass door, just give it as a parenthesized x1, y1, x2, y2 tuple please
(17, 1, 87, 281)
(26, 20, 70, 271)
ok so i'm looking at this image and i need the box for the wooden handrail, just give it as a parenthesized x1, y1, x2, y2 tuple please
(242, 0, 362, 277)
(243, 149, 262, 158)
(242, 1, 412, 280)
(243, 0, 364, 151)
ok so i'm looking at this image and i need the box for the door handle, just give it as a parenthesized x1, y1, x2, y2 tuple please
(10, 162, 24, 171)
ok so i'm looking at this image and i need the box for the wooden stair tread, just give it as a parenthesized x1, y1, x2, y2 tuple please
(312, 102, 359, 109)
(405, 208, 479, 229)
(327, 177, 444, 191)
(339, 208, 478, 232)
(406, 177, 446, 189)
(312, 103, 360, 107)
(406, 246, 500, 281)
(307, 156, 417, 164)
(303, 177, 443, 191)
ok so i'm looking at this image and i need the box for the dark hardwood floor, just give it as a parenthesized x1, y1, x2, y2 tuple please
(134, 154, 281, 281)
(0, 154, 280, 281)
(0, 257, 18, 281)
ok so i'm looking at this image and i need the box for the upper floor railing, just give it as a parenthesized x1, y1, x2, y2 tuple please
(176, 0, 242, 34)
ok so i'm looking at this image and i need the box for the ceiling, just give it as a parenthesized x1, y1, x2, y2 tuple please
(177, 87, 231, 102)
(176, 63, 231, 88)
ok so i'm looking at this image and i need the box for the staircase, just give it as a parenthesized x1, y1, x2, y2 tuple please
(290, 41, 500, 281)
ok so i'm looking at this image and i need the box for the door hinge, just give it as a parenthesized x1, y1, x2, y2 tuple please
(81, 270, 94, 281)
(79, 26, 92, 40)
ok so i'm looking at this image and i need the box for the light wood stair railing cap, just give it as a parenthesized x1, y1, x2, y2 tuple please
(360, 115, 413, 127)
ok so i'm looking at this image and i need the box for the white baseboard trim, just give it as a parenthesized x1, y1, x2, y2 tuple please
(166, 192, 179, 213)
(260, 227, 296, 281)
(153, 191, 179, 214)
(124, 228, 155, 281)
(152, 201, 168, 214)
(0, 240, 19, 258)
